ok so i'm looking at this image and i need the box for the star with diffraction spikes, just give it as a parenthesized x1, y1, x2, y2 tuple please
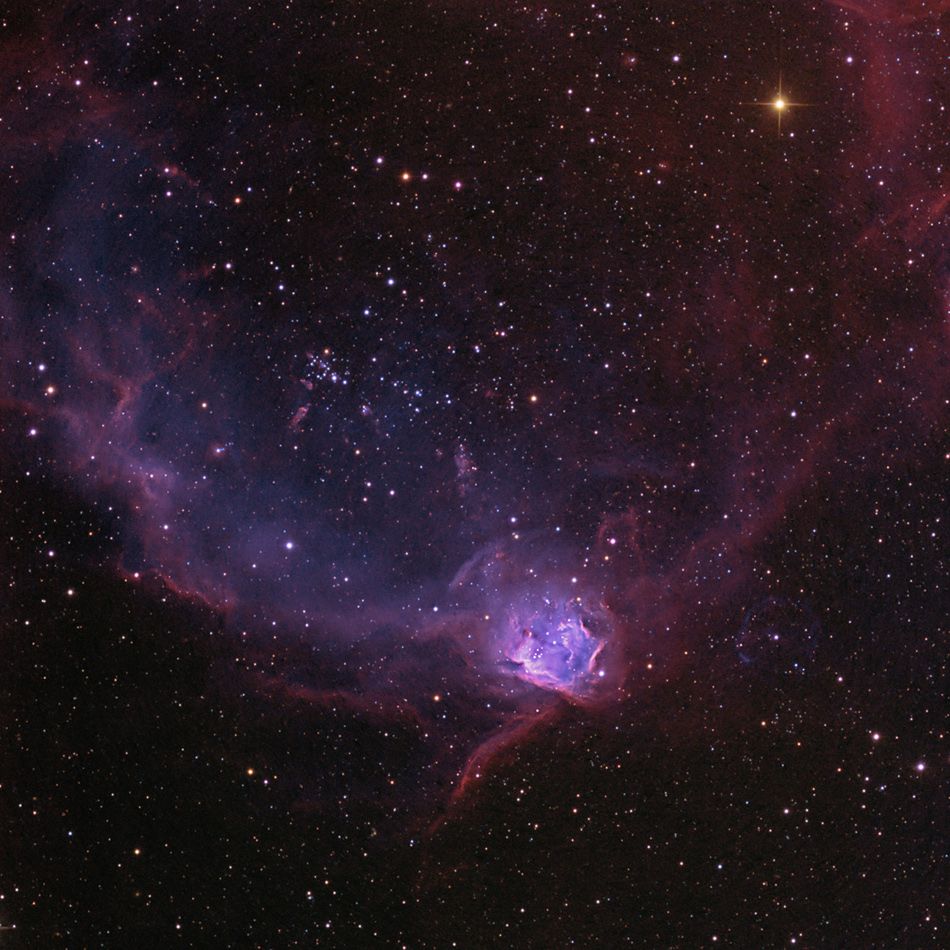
(743, 66, 813, 135)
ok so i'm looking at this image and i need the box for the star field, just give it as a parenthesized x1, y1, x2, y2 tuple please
(1, 1, 947, 946)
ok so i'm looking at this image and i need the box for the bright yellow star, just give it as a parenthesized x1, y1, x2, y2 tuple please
(743, 73, 810, 135)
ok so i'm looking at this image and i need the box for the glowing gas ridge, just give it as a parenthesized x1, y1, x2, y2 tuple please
(504, 597, 607, 697)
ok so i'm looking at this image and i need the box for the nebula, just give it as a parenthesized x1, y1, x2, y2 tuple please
(503, 597, 608, 695)
(2, 1, 946, 945)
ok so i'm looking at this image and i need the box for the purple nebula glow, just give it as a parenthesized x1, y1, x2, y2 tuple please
(504, 598, 608, 697)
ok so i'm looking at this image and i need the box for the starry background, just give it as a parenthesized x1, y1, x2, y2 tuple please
(1, 0, 947, 946)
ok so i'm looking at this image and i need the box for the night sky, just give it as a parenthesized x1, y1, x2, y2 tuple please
(2, 1, 947, 946)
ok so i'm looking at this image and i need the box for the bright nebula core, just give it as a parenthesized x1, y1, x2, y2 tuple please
(504, 598, 608, 696)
